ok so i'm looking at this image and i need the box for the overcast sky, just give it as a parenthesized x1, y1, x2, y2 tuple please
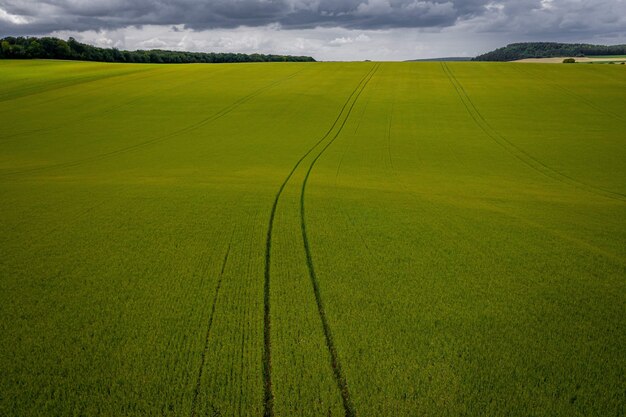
(1, 0, 625, 60)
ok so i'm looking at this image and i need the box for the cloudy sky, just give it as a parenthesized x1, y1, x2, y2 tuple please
(1, 0, 625, 60)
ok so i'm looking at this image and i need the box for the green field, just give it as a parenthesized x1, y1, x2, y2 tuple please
(1, 60, 624, 416)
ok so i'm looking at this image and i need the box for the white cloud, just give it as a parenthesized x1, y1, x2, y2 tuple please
(329, 36, 354, 45)
(138, 37, 168, 49)
(7, 0, 626, 60)
(484, 2, 504, 12)
(356, 0, 394, 15)
(50, 24, 501, 60)
(329, 33, 371, 46)
(0, 7, 31, 24)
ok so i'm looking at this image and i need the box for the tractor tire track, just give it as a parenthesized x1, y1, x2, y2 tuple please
(441, 62, 626, 202)
(0, 66, 154, 105)
(190, 241, 232, 417)
(0, 68, 307, 178)
(333, 70, 389, 263)
(511, 64, 626, 123)
(298, 63, 380, 417)
(0, 69, 175, 142)
(380, 68, 626, 281)
(262, 63, 378, 417)
(0, 67, 198, 144)
(1, 66, 240, 153)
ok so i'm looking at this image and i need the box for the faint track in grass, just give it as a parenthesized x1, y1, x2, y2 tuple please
(262, 63, 377, 417)
(511, 64, 626, 123)
(0, 69, 181, 143)
(0, 66, 154, 105)
(385, 104, 395, 173)
(0, 67, 199, 144)
(298, 63, 379, 417)
(190, 241, 232, 417)
(332, 72, 388, 262)
(0, 68, 307, 178)
(477, 201, 626, 267)
(379, 69, 626, 275)
(441, 62, 626, 203)
(0, 65, 239, 145)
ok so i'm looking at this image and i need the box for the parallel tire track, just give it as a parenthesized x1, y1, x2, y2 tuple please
(511, 64, 626, 123)
(441, 62, 626, 202)
(0, 68, 306, 178)
(299, 63, 380, 417)
(190, 243, 232, 417)
(0, 66, 154, 105)
(262, 63, 378, 417)
(0, 67, 203, 144)
(379, 87, 626, 276)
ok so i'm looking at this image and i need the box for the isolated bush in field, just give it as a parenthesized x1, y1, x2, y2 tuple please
(563, 58, 576, 63)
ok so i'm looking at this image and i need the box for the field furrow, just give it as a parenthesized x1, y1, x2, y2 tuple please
(190, 241, 232, 417)
(0, 67, 307, 177)
(303, 62, 625, 416)
(298, 63, 380, 417)
(263, 63, 377, 417)
(441, 62, 626, 202)
(510, 64, 626, 123)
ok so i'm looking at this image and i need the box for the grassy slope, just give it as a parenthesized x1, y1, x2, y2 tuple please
(0, 60, 624, 416)
(308, 62, 625, 416)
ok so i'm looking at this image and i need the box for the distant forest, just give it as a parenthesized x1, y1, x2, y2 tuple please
(0, 36, 316, 63)
(474, 42, 626, 61)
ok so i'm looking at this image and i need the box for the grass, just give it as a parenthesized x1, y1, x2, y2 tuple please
(0, 60, 624, 416)
(589, 55, 626, 58)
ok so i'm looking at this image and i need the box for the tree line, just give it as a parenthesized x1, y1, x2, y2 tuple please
(473, 42, 626, 61)
(0, 36, 316, 63)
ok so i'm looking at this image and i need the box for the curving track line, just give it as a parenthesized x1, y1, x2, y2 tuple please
(298, 63, 379, 417)
(0, 66, 153, 105)
(0, 68, 307, 178)
(510, 64, 626, 123)
(441, 62, 626, 202)
(262, 63, 378, 417)
(190, 241, 232, 417)
(0, 66, 218, 144)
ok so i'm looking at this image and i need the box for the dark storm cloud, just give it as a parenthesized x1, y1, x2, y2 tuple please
(0, 0, 460, 32)
(1, 0, 625, 38)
